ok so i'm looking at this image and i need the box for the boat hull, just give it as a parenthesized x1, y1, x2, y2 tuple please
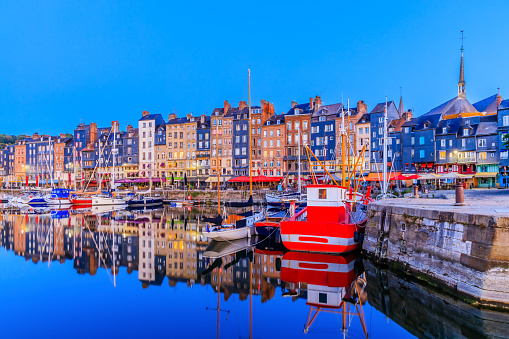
(70, 197, 92, 205)
(205, 225, 255, 241)
(280, 220, 365, 254)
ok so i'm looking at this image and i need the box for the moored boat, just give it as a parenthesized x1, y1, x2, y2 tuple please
(279, 185, 370, 254)
(204, 210, 265, 241)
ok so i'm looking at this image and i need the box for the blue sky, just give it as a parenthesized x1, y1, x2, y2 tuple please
(1, 0, 508, 135)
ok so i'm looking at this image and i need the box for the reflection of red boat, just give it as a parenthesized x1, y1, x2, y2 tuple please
(280, 251, 368, 337)
(280, 185, 371, 254)
(280, 251, 359, 290)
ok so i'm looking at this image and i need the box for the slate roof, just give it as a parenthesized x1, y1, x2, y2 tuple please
(457, 121, 478, 138)
(285, 103, 312, 116)
(499, 99, 509, 110)
(139, 114, 162, 121)
(422, 96, 478, 117)
(123, 128, 139, 138)
(357, 113, 371, 124)
(167, 117, 187, 125)
(476, 121, 498, 136)
(263, 114, 285, 126)
(388, 117, 406, 132)
(311, 103, 344, 119)
(402, 117, 418, 127)
(370, 101, 395, 114)
(473, 94, 499, 114)
(436, 118, 462, 135)
(414, 114, 441, 130)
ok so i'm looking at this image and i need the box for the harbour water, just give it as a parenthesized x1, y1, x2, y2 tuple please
(0, 205, 507, 338)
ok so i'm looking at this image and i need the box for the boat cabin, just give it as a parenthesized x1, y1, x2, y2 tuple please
(306, 185, 347, 223)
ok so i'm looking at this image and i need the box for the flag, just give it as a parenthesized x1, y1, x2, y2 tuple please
(36, 175, 39, 187)
(171, 172, 174, 185)
(25, 176, 28, 187)
(68, 172, 71, 187)
(184, 173, 188, 187)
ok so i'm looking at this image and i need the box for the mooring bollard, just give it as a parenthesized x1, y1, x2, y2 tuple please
(454, 181, 465, 206)
(413, 184, 419, 198)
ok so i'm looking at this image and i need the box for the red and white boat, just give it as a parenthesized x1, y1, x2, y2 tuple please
(279, 185, 372, 254)
(69, 195, 92, 205)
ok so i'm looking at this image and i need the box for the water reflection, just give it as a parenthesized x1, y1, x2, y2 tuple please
(2, 205, 507, 338)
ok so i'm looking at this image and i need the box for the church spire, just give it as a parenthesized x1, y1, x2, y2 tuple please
(458, 30, 466, 98)
(398, 87, 405, 117)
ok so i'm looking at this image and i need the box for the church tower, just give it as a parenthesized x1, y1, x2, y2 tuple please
(458, 32, 466, 99)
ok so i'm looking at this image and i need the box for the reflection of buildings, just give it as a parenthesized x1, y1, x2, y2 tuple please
(0, 208, 286, 302)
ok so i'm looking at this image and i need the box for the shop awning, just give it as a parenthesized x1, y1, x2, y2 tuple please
(363, 172, 402, 181)
(229, 175, 282, 183)
(206, 176, 231, 183)
(474, 172, 498, 178)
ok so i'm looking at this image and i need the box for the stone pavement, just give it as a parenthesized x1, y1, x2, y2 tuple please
(377, 188, 509, 217)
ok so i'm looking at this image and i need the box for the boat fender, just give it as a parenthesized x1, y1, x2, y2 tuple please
(354, 231, 364, 244)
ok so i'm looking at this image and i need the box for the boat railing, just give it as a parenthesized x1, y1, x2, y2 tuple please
(290, 206, 307, 221)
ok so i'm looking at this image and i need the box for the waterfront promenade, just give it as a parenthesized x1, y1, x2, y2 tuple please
(364, 188, 509, 309)
(386, 188, 509, 216)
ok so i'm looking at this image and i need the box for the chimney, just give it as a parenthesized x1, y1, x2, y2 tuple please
(111, 121, 119, 133)
(498, 94, 503, 107)
(261, 100, 269, 114)
(224, 100, 231, 113)
(168, 113, 177, 121)
(310, 97, 314, 111)
(357, 100, 367, 115)
(127, 124, 133, 131)
(269, 103, 275, 114)
(32, 133, 39, 140)
(314, 96, 322, 110)
(187, 113, 193, 121)
(239, 101, 247, 111)
(405, 109, 414, 121)
(142, 110, 150, 117)
(291, 101, 298, 108)
(90, 123, 97, 144)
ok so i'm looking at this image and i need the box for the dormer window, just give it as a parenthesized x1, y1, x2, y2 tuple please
(424, 122, 430, 128)
(267, 121, 271, 125)
(442, 127, 447, 133)
(463, 128, 469, 136)
(276, 120, 280, 124)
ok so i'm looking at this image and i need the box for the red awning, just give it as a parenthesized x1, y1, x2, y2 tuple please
(229, 175, 283, 183)
(427, 163, 434, 168)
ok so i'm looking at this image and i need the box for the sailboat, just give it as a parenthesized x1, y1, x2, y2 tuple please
(127, 159, 163, 208)
(204, 69, 265, 241)
(92, 126, 130, 206)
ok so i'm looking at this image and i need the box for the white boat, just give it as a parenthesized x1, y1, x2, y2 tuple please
(266, 191, 301, 204)
(204, 209, 265, 241)
(91, 194, 129, 206)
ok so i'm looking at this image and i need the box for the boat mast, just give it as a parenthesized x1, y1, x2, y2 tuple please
(216, 120, 220, 215)
(347, 99, 351, 174)
(73, 146, 77, 191)
(341, 104, 346, 187)
(382, 96, 388, 198)
(112, 126, 116, 192)
(298, 127, 301, 194)
(248, 69, 253, 202)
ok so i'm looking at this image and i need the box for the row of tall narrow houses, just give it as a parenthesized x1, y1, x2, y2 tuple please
(3, 45, 509, 188)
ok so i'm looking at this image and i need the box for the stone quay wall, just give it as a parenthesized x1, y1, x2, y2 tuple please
(363, 201, 509, 309)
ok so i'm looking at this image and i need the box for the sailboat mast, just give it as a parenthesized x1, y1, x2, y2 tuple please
(73, 146, 76, 191)
(248, 69, 253, 198)
(383, 96, 388, 198)
(341, 105, 346, 187)
(216, 122, 220, 215)
(297, 128, 301, 194)
(112, 127, 116, 191)
(347, 99, 351, 173)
